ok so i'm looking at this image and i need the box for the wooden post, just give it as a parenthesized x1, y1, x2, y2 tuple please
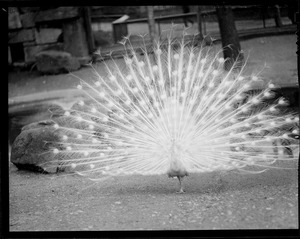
(216, 5, 243, 70)
(157, 21, 161, 36)
(82, 7, 95, 53)
(261, 5, 266, 28)
(197, 6, 203, 40)
(63, 16, 89, 57)
(147, 6, 158, 47)
(274, 5, 283, 27)
(203, 15, 206, 35)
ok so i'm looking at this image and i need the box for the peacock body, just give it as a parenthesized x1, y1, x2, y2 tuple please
(47, 32, 299, 192)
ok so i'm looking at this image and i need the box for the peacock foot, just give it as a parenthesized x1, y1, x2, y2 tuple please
(177, 188, 185, 194)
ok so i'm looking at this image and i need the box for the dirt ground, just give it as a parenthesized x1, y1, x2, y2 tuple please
(9, 161, 298, 231)
(8, 34, 299, 231)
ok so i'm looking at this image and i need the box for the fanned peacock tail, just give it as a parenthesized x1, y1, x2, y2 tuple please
(45, 30, 299, 189)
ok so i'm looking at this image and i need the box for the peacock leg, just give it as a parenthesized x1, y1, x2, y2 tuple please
(177, 176, 185, 193)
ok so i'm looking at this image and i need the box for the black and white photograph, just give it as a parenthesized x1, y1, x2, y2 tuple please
(7, 3, 299, 234)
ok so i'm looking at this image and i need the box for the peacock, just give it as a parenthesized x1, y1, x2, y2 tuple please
(46, 30, 299, 193)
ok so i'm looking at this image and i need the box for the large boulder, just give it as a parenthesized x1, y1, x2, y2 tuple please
(35, 50, 80, 74)
(10, 120, 63, 173)
(10, 100, 107, 174)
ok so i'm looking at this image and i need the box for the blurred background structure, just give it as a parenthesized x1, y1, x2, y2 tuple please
(8, 4, 299, 149)
(7, 5, 299, 231)
(8, 4, 297, 70)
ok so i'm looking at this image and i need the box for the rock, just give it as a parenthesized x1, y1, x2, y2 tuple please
(10, 99, 107, 174)
(11, 120, 62, 173)
(77, 56, 92, 66)
(21, 119, 55, 131)
(47, 103, 66, 119)
(35, 50, 80, 74)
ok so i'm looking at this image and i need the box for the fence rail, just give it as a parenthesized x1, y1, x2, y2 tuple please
(90, 5, 294, 43)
